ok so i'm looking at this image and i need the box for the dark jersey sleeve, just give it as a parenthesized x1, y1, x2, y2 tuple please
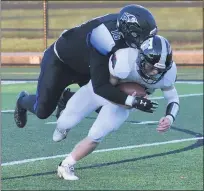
(90, 47, 129, 105)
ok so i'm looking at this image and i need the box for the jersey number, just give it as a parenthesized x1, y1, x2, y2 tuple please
(141, 37, 153, 51)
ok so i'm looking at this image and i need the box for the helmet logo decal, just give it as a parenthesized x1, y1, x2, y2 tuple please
(111, 29, 121, 40)
(120, 12, 140, 26)
(159, 36, 168, 66)
(140, 37, 153, 51)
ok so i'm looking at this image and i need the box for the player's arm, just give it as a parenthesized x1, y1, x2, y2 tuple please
(90, 49, 158, 112)
(89, 23, 135, 106)
(90, 47, 132, 105)
(157, 86, 180, 132)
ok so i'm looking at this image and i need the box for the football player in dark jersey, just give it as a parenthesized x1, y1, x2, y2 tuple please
(14, 4, 158, 128)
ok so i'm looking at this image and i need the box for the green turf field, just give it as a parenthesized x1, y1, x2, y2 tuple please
(1, 81, 203, 190)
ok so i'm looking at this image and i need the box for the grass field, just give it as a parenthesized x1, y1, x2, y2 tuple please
(1, 81, 203, 190)
(2, 8, 202, 30)
(1, 66, 203, 81)
(2, 6, 203, 52)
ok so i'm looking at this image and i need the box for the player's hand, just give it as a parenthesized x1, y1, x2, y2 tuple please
(157, 116, 173, 133)
(132, 97, 158, 113)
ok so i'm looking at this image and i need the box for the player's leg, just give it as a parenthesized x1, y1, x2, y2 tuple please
(14, 43, 74, 128)
(56, 74, 102, 119)
(53, 81, 100, 142)
(55, 73, 90, 119)
(72, 104, 130, 160)
(55, 88, 75, 119)
(58, 103, 130, 180)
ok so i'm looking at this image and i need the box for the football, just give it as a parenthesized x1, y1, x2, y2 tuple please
(117, 82, 147, 97)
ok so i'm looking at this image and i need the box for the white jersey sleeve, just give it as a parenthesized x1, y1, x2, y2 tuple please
(161, 62, 177, 88)
(109, 48, 138, 79)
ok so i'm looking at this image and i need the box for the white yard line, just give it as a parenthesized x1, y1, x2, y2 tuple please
(1, 110, 15, 113)
(150, 93, 203, 100)
(130, 121, 158, 125)
(46, 120, 159, 125)
(1, 81, 36, 85)
(175, 81, 203, 84)
(1, 137, 203, 167)
(1, 80, 203, 85)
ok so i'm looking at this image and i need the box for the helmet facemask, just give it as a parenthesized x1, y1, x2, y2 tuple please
(137, 35, 173, 84)
(118, 19, 143, 48)
(138, 54, 167, 84)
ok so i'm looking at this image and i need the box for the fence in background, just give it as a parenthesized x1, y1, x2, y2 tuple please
(2, 1, 203, 50)
(1, 1, 203, 81)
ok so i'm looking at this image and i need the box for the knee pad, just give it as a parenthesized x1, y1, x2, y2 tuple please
(34, 100, 56, 119)
(87, 135, 103, 143)
(88, 125, 115, 143)
(35, 106, 51, 119)
(57, 111, 82, 131)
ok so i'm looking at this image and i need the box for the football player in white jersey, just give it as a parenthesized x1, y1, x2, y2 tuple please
(109, 35, 179, 132)
(53, 35, 179, 180)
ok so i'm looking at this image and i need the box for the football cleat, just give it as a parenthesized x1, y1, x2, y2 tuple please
(14, 91, 28, 128)
(57, 162, 79, 180)
(53, 127, 68, 142)
(56, 88, 74, 119)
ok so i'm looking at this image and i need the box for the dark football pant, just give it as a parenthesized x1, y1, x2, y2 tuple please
(19, 43, 89, 119)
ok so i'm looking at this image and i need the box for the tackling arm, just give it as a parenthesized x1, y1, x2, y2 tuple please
(162, 86, 180, 125)
(90, 49, 158, 112)
(89, 23, 135, 106)
(89, 24, 157, 112)
(89, 47, 135, 106)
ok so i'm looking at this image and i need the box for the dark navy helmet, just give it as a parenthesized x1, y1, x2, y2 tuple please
(117, 4, 158, 48)
(138, 35, 173, 84)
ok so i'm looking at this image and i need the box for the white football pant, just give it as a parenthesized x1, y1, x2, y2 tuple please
(57, 80, 131, 142)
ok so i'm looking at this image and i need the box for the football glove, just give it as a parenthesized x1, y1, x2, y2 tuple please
(133, 97, 158, 113)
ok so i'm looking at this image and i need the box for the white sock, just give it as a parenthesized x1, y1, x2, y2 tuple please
(62, 154, 76, 166)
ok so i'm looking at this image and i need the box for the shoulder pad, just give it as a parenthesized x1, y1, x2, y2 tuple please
(109, 48, 137, 79)
(90, 24, 115, 55)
